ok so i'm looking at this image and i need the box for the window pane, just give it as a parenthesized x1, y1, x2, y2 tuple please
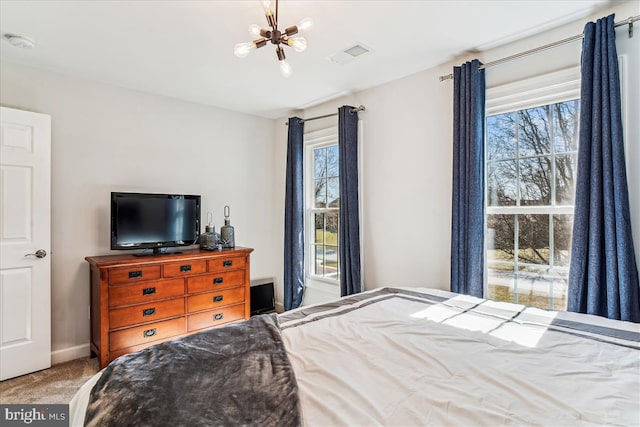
(555, 154, 577, 205)
(487, 215, 516, 304)
(487, 262, 515, 304)
(487, 214, 515, 263)
(548, 269, 569, 311)
(327, 177, 339, 208)
(314, 213, 324, 244)
(553, 214, 573, 267)
(311, 212, 339, 280)
(314, 179, 326, 208)
(519, 156, 551, 206)
(325, 212, 338, 246)
(313, 245, 324, 276)
(313, 147, 326, 179)
(518, 214, 549, 265)
(515, 265, 553, 309)
(312, 244, 341, 280)
(553, 100, 579, 153)
(327, 145, 339, 178)
(487, 113, 516, 160)
(324, 245, 339, 279)
(518, 106, 551, 157)
(487, 160, 517, 206)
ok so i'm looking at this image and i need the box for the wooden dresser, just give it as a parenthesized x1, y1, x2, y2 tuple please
(86, 247, 253, 368)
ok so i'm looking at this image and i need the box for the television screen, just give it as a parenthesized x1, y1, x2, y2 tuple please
(111, 192, 200, 253)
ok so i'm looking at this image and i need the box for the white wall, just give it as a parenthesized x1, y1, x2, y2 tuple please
(273, 1, 640, 307)
(0, 61, 278, 362)
(274, 62, 458, 307)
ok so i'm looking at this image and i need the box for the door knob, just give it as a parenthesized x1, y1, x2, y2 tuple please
(25, 249, 47, 258)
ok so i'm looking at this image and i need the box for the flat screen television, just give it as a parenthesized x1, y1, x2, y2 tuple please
(111, 192, 201, 254)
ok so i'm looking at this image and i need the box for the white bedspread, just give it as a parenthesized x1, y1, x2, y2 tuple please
(279, 288, 640, 426)
(71, 287, 640, 426)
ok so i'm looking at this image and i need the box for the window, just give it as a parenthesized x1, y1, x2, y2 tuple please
(305, 128, 340, 283)
(485, 69, 580, 311)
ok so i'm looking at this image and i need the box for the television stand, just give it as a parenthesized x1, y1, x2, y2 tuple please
(86, 247, 253, 368)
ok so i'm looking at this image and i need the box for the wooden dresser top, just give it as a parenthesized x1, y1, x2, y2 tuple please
(85, 247, 254, 268)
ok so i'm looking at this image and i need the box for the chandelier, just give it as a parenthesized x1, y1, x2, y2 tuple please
(234, 0, 312, 77)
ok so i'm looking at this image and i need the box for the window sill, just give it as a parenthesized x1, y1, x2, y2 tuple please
(303, 279, 339, 306)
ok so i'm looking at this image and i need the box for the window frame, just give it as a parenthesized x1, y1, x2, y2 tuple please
(484, 67, 580, 307)
(304, 126, 340, 287)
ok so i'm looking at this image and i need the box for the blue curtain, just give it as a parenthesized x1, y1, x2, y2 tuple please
(568, 14, 640, 322)
(338, 106, 362, 296)
(450, 59, 485, 297)
(284, 117, 305, 310)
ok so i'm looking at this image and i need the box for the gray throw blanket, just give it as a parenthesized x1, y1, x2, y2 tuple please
(84, 314, 301, 427)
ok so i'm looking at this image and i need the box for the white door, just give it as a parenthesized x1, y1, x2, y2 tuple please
(0, 107, 51, 380)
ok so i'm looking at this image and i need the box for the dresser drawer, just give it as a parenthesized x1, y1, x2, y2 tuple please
(110, 317, 186, 352)
(163, 260, 207, 278)
(187, 287, 244, 313)
(208, 256, 246, 272)
(187, 303, 245, 332)
(109, 278, 184, 307)
(187, 269, 245, 294)
(109, 265, 161, 285)
(109, 298, 185, 329)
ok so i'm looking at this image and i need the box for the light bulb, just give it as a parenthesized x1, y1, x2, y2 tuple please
(248, 24, 262, 36)
(287, 37, 307, 53)
(279, 59, 292, 77)
(261, 0, 272, 13)
(234, 42, 255, 58)
(297, 17, 313, 31)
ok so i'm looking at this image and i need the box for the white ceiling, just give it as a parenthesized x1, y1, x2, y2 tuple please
(0, 0, 613, 119)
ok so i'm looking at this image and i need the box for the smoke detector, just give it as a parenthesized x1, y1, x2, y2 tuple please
(4, 34, 36, 49)
(329, 43, 372, 65)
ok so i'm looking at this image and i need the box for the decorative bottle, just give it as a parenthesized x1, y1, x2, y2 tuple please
(199, 212, 220, 251)
(220, 205, 235, 249)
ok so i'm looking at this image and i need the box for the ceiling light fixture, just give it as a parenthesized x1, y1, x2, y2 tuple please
(234, 0, 312, 78)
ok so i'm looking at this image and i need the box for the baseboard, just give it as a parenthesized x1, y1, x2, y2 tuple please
(51, 343, 91, 365)
(275, 301, 284, 313)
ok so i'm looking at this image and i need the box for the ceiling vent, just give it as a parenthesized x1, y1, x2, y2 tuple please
(4, 34, 36, 49)
(329, 43, 372, 65)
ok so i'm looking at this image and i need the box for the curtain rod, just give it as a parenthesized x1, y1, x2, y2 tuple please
(286, 105, 366, 125)
(439, 15, 639, 82)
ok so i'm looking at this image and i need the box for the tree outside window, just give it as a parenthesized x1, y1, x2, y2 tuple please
(311, 144, 340, 281)
(486, 99, 579, 310)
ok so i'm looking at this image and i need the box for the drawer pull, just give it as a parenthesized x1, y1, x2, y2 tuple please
(129, 270, 143, 279)
(142, 287, 156, 296)
(143, 328, 157, 338)
(213, 295, 223, 302)
(143, 308, 156, 317)
(214, 313, 224, 321)
(180, 265, 192, 272)
(223, 260, 233, 267)
(213, 277, 224, 285)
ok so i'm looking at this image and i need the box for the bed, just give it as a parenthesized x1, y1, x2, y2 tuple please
(70, 287, 640, 426)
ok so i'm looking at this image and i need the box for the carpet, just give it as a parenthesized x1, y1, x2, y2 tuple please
(0, 357, 99, 404)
